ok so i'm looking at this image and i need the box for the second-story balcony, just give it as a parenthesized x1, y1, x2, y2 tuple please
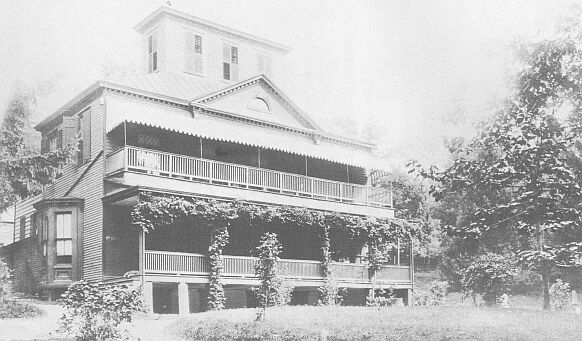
(107, 146, 392, 211)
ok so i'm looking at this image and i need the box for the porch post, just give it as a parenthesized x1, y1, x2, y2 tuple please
(572, 289, 580, 315)
(143, 281, 153, 313)
(139, 230, 145, 276)
(406, 288, 413, 307)
(178, 282, 190, 315)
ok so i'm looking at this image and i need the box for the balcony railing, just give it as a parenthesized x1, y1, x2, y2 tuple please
(144, 250, 411, 283)
(107, 146, 392, 207)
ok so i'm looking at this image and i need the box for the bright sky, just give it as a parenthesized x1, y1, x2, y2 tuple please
(1, 0, 580, 167)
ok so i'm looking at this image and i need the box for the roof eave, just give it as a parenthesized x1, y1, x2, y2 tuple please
(134, 6, 292, 54)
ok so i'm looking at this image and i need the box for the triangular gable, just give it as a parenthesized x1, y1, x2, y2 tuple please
(191, 75, 321, 131)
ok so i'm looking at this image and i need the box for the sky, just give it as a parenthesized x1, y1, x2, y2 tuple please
(1, 0, 581, 168)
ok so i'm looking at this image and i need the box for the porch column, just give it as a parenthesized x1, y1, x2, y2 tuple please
(178, 282, 190, 315)
(572, 289, 580, 315)
(143, 281, 153, 313)
(406, 288, 413, 307)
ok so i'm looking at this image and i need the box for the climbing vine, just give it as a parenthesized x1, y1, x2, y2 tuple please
(131, 192, 417, 309)
(207, 226, 229, 310)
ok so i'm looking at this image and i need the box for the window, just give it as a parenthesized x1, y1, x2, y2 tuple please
(137, 134, 160, 148)
(56, 213, 72, 264)
(19, 217, 25, 240)
(257, 53, 272, 77)
(148, 30, 158, 73)
(41, 216, 48, 262)
(222, 43, 238, 81)
(31, 212, 38, 236)
(185, 31, 203, 74)
(77, 108, 91, 164)
(248, 97, 270, 113)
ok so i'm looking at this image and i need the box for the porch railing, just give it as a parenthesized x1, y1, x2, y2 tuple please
(143, 250, 411, 283)
(107, 146, 392, 207)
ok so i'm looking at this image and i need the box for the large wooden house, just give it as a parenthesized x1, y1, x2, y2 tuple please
(1, 6, 413, 313)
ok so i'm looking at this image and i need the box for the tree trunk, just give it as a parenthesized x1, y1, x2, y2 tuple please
(542, 269, 551, 310)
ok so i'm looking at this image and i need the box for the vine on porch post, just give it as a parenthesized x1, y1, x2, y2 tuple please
(207, 225, 229, 311)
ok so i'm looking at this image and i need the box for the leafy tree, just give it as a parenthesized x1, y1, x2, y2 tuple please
(411, 15, 582, 309)
(0, 85, 77, 211)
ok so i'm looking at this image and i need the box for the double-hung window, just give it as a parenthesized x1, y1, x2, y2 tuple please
(185, 31, 203, 75)
(222, 43, 238, 81)
(148, 30, 158, 73)
(41, 216, 48, 265)
(56, 212, 72, 264)
(257, 53, 271, 77)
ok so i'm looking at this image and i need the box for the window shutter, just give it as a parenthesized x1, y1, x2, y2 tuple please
(62, 116, 78, 148)
(81, 109, 91, 162)
(264, 55, 271, 76)
(222, 43, 230, 61)
(41, 136, 49, 154)
(257, 54, 264, 74)
(184, 31, 194, 73)
(231, 46, 238, 81)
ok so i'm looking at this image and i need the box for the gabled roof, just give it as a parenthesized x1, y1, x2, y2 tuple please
(113, 71, 226, 101)
(134, 6, 291, 54)
(36, 72, 376, 154)
(192, 74, 322, 131)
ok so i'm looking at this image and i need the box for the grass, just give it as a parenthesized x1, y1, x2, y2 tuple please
(170, 305, 582, 341)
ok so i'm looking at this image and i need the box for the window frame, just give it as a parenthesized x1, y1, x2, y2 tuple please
(148, 29, 159, 73)
(184, 29, 204, 76)
(256, 51, 272, 77)
(55, 212, 73, 265)
(222, 42, 239, 81)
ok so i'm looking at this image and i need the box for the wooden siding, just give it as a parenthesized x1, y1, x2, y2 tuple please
(149, 16, 286, 83)
(41, 96, 105, 282)
(13, 195, 41, 242)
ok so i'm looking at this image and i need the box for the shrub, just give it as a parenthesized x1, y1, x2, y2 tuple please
(461, 253, 516, 306)
(550, 279, 571, 311)
(511, 269, 542, 296)
(0, 299, 44, 319)
(366, 288, 396, 307)
(0, 258, 11, 298)
(57, 280, 144, 341)
(317, 277, 347, 306)
(413, 281, 448, 306)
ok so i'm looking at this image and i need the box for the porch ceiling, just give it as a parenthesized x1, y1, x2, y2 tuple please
(106, 95, 383, 168)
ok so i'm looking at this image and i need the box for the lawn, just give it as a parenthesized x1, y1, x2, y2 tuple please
(169, 305, 582, 341)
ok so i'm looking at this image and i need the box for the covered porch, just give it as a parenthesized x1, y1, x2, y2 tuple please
(106, 122, 393, 211)
(102, 201, 413, 314)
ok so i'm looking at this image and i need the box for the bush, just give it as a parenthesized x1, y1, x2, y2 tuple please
(413, 281, 448, 306)
(57, 280, 144, 341)
(0, 299, 44, 319)
(366, 288, 396, 307)
(550, 279, 571, 311)
(461, 253, 516, 306)
(511, 269, 542, 296)
(317, 277, 347, 306)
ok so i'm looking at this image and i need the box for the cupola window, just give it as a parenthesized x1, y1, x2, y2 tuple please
(148, 30, 158, 73)
(222, 43, 238, 81)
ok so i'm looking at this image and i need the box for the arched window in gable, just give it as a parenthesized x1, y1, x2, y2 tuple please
(248, 96, 271, 113)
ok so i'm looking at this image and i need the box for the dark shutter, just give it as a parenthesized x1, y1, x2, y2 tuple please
(41, 136, 49, 154)
(62, 116, 79, 148)
(82, 109, 91, 162)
